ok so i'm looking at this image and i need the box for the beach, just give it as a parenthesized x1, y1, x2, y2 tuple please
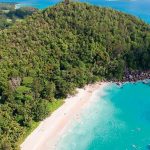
(20, 82, 108, 150)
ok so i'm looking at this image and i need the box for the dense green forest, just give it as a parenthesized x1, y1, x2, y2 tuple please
(0, 3, 38, 30)
(0, 1, 150, 149)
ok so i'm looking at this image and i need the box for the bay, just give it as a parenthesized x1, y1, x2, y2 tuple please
(57, 81, 150, 150)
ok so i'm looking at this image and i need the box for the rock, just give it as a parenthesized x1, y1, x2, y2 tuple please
(143, 80, 149, 84)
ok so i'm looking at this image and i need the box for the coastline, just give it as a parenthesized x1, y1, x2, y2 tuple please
(20, 82, 108, 150)
(15, 4, 21, 10)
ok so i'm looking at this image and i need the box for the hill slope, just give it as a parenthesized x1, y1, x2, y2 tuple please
(0, 2, 150, 149)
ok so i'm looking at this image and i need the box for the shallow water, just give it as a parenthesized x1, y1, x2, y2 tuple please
(0, 0, 150, 23)
(57, 81, 150, 150)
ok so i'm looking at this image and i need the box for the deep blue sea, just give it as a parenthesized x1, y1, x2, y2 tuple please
(57, 81, 150, 150)
(0, 0, 150, 23)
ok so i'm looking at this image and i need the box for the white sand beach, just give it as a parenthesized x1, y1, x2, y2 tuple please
(20, 82, 108, 150)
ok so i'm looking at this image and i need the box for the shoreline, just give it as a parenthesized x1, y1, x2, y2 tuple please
(20, 79, 150, 150)
(20, 82, 108, 150)
(15, 4, 21, 10)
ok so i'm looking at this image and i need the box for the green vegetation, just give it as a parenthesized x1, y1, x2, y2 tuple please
(18, 100, 63, 146)
(0, 3, 38, 30)
(0, 1, 150, 149)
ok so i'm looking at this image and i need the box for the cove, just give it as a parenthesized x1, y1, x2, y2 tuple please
(57, 81, 150, 150)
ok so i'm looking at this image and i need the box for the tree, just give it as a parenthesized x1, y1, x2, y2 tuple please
(32, 100, 50, 121)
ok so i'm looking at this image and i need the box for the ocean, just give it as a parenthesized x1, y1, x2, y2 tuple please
(0, 0, 150, 23)
(57, 81, 150, 150)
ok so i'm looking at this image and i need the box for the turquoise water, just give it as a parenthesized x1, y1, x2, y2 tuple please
(57, 81, 150, 150)
(0, 0, 150, 23)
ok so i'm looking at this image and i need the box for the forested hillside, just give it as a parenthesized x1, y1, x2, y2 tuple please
(0, 2, 150, 149)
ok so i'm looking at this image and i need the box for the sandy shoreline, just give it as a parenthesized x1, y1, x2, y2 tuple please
(20, 82, 108, 150)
